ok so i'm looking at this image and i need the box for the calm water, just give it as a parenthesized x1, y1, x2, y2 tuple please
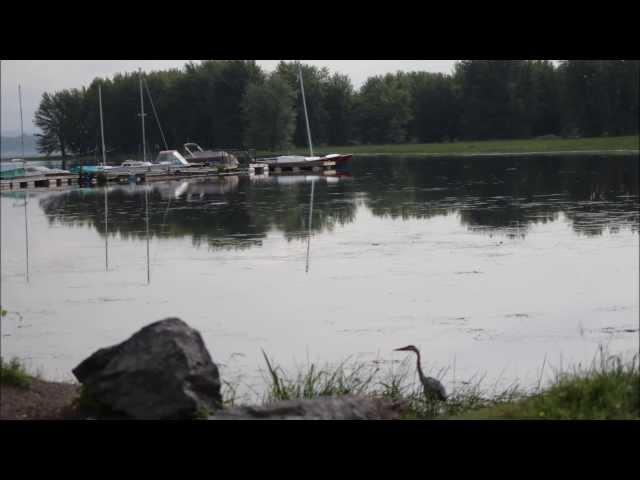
(2, 155, 638, 400)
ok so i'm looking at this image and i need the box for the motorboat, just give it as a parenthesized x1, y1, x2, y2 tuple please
(183, 143, 240, 171)
(1, 161, 73, 179)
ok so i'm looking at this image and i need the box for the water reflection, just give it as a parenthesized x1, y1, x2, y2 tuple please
(356, 155, 638, 237)
(34, 155, 639, 252)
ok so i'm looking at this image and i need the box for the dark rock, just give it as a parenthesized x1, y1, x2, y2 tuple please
(209, 396, 408, 420)
(72, 318, 222, 419)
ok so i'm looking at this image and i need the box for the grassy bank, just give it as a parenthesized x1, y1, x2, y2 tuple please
(254, 348, 639, 420)
(7, 135, 638, 163)
(258, 135, 639, 157)
(0, 357, 33, 389)
(2, 348, 637, 419)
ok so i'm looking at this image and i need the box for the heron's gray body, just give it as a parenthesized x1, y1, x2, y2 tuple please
(422, 375, 447, 402)
(394, 344, 447, 402)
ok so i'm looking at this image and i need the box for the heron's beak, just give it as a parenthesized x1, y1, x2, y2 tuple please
(394, 347, 408, 352)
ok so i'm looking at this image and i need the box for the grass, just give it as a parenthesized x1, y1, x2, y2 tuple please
(452, 349, 639, 419)
(0, 357, 33, 389)
(246, 347, 640, 420)
(257, 135, 639, 157)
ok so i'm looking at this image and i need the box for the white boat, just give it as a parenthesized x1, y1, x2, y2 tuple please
(122, 160, 153, 167)
(1, 162, 72, 179)
(252, 63, 352, 173)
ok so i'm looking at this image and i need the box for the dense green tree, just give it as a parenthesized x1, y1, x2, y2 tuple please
(528, 61, 562, 136)
(34, 88, 89, 168)
(324, 73, 354, 145)
(558, 60, 639, 137)
(242, 73, 296, 151)
(406, 72, 459, 142)
(353, 73, 412, 144)
(454, 60, 525, 140)
(32, 60, 639, 157)
(276, 62, 330, 148)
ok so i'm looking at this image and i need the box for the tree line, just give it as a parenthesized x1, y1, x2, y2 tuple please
(35, 60, 639, 162)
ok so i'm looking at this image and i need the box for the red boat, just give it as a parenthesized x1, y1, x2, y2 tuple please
(251, 63, 353, 175)
(256, 153, 351, 171)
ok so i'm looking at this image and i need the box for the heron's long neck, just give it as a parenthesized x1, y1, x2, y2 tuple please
(415, 350, 426, 382)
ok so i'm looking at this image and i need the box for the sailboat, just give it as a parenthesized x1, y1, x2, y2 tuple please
(254, 62, 352, 173)
(108, 71, 193, 177)
(70, 85, 114, 177)
(108, 72, 161, 176)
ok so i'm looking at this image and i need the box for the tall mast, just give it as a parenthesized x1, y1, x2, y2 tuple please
(18, 85, 25, 158)
(297, 62, 313, 157)
(139, 69, 147, 162)
(98, 84, 109, 270)
(19, 84, 29, 282)
(98, 85, 107, 167)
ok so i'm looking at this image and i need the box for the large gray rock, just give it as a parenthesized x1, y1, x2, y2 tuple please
(209, 396, 408, 420)
(72, 318, 222, 419)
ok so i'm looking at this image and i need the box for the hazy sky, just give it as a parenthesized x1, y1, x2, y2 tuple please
(1, 60, 457, 135)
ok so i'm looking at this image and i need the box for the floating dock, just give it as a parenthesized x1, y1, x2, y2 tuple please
(0, 169, 243, 192)
(105, 167, 240, 184)
(0, 173, 78, 191)
(249, 159, 338, 175)
(1, 160, 347, 192)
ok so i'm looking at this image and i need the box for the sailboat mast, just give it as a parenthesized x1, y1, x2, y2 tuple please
(18, 85, 25, 158)
(98, 84, 109, 270)
(19, 84, 29, 282)
(98, 85, 107, 167)
(139, 69, 146, 163)
(298, 62, 313, 157)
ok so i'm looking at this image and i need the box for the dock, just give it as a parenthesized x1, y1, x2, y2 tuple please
(0, 168, 244, 192)
(249, 160, 338, 175)
(105, 167, 241, 184)
(1, 173, 78, 191)
(1, 160, 346, 192)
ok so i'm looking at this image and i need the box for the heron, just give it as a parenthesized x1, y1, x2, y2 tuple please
(394, 345, 447, 402)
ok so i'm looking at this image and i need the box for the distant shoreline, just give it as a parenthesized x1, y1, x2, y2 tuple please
(257, 135, 639, 157)
(3, 135, 639, 162)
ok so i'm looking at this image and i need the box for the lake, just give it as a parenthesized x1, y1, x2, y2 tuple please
(1, 154, 638, 401)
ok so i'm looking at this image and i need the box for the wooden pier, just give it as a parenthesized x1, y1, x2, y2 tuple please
(1, 160, 346, 193)
(0, 174, 78, 191)
(0, 169, 243, 192)
(106, 167, 239, 184)
(249, 159, 338, 175)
